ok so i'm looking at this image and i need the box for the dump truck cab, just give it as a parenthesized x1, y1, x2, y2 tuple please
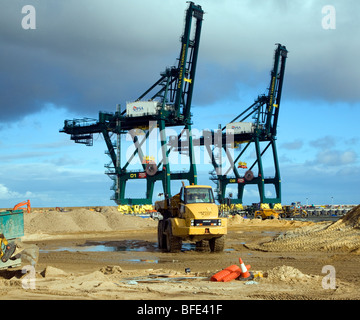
(155, 185, 227, 253)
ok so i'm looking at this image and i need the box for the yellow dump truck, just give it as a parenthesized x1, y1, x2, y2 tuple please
(254, 208, 280, 220)
(254, 203, 282, 220)
(155, 185, 227, 252)
(281, 204, 308, 218)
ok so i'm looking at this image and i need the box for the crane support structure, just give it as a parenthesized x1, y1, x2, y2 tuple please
(194, 44, 288, 206)
(60, 2, 204, 205)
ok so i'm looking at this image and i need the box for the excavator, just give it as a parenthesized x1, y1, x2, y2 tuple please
(13, 200, 31, 213)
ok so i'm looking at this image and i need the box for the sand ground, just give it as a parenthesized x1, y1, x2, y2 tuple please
(1, 206, 359, 300)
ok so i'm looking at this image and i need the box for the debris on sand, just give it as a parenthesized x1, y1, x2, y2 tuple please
(41, 266, 68, 278)
(99, 265, 123, 275)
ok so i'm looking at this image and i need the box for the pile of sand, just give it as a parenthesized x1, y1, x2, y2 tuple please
(228, 214, 283, 226)
(227, 214, 313, 228)
(248, 205, 360, 253)
(336, 205, 360, 229)
(24, 207, 157, 235)
(264, 265, 319, 283)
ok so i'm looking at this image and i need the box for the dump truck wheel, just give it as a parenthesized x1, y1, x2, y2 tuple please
(209, 236, 225, 252)
(165, 222, 182, 253)
(157, 220, 166, 249)
(196, 240, 209, 252)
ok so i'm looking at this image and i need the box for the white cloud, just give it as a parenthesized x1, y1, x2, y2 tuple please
(0, 183, 49, 205)
(0, 184, 22, 200)
(316, 149, 357, 166)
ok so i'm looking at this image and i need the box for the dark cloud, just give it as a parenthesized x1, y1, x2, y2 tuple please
(0, 0, 183, 122)
(1, 0, 359, 124)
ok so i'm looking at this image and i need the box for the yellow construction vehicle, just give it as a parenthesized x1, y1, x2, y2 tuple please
(155, 184, 227, 252)
(254, 203, 281, 220)
(281, 202, 308, 218)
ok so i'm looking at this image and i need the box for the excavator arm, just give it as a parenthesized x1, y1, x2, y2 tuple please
(13, 200, 31, 213)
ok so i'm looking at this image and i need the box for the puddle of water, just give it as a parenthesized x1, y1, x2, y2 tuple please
(40, 240, 158, 254)
(40, 240, 234, 255)
(181, 243, 196, 251)
(123, 258, 159, 263)
(41, 245, 122, 253)
(83, 240, 158, 252)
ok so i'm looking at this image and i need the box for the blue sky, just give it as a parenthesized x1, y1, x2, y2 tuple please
(0, 0, 359, 207)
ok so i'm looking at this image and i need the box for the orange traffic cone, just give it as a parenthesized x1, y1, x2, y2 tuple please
(211, 265, 240, 282)
(221, 264, 252, 282)
(238, 258, 254, 281)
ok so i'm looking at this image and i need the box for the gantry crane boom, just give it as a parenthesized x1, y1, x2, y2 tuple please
(265, 43, 288, 137)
